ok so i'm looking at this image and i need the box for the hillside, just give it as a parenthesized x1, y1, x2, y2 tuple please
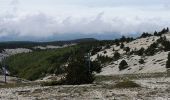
(91, 31, 170, 75)
(3, 40, 111, 80)
(1, 28, 170, 81)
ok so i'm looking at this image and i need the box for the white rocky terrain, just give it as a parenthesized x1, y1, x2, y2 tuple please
(0, 76, 170, 100)
(0, 48, 32, 61)
(91, 33, 170, 75)
(33, 44, 76, 50)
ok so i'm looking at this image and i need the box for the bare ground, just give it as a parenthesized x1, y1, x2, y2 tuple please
(0, 74, 170, 100)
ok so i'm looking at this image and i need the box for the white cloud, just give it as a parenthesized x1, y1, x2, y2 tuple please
(0, 0, 170, 40)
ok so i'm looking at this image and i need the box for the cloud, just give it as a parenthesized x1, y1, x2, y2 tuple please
(0, 12, 169, 39)
(0, 0, 170, 40)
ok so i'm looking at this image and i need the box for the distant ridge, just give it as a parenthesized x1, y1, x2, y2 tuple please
(0, 38, 98, 49)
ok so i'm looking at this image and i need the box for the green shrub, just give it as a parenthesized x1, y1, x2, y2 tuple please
(120, 43, 124, 49)
(41, 80, 65, 86)
(124, 47, 130, 53)
(145, 42, 158, 56)
(114, 52, 120, 61)
(114, 80, 140, 88)
(119, 60, 128, 71)
(139, 59, 145, 64)
(166, 53, 170, 68)
(135, 47, 145, 56)
(65, 54, 101, 85)
(97, 55, 113, 64)
(103, 51, 107, 54)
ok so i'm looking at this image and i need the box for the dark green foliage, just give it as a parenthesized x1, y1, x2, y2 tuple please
(124, 47, 130, 53)
(5, 40, 115, 80)
(114, 36, 134, 47)
(166, 53, 170, 68)
(90, 61, 102, 73)
(65, 54, 101, 85)
(135, 47, 145, 56)
(6, 46, 76, 80)
(115, 39, 120, 46)
(154, 27, 169, 36)
(154, 31, 158, 36)
(119, 36, 134, 43)
(97, 55, 113, 63)
(91, 47, 102, 55)
(119, 60, 128, 71)
(113, 52, 120, 60)
(0, 38, 97, 50)
(140, 32, 152, 38)
(41, 80, 65, 86)
(103, 51, 107, 54)
(157, 36, 170, 51)
(120, 43, 124, 49)
(105, 45, 111, 49)
(112, 48, 115, 51)
(145, 42, 158, 56)
(114, 80, 140, 88)
(167, 27, 169, 32)
(139, 59, 145, 64)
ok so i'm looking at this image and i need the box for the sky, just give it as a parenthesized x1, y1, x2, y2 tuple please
(0, 0, 170, 41)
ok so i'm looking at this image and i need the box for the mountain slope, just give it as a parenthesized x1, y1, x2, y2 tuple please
(91, 32, 170, 75)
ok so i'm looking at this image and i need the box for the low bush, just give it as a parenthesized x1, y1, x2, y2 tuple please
(114, 80, 140, 88)
(41, 80, 65, 86)
(119, 60, 128, 71)
(139, 59, 145, 64)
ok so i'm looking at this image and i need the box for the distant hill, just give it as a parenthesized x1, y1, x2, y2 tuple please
(0, 38, 97, 50)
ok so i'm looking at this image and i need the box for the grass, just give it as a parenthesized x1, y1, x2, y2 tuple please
(95, 72, 167, 83)
(114, 80, 140, 88)
(95, 76, 115, 83)
(0, 82, 39, 88)
(40, 81, 64, 86)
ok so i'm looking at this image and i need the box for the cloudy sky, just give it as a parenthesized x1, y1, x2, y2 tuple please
(0, 0, 170, 41)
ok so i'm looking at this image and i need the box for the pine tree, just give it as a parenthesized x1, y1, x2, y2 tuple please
(120, 43, 124, 49)
(119, 60, 128, 71)
(166, 53, 170, 68)
(65, 54, 101, 85)
(154, 31, 158, 36)
(114, 52, 120, 60)
(124, 47, 130, 53)
(167, 27, 169, 33)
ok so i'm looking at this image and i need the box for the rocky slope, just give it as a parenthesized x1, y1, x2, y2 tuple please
(91, 33, 170, 75)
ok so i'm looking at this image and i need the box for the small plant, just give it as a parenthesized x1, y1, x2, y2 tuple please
(103, 51, 107, 54)
(114, 80, 140, 88)
(41, 80, 65, 86)
(97, 55, 113, 64)
(114, 52, 120, 61)
(120, 43, 124, 49)
(105, 45, 111, 49)
(112, 48, 115, 51)
(124, 47, 130, 53)
(139, 59, 145, 64)
(135, 47, 145, 56)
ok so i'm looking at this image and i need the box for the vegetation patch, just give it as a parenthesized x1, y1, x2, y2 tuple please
(40, 80, 65, 86)
(119, 60, 128, 71)
(114, 80, 140, 88)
